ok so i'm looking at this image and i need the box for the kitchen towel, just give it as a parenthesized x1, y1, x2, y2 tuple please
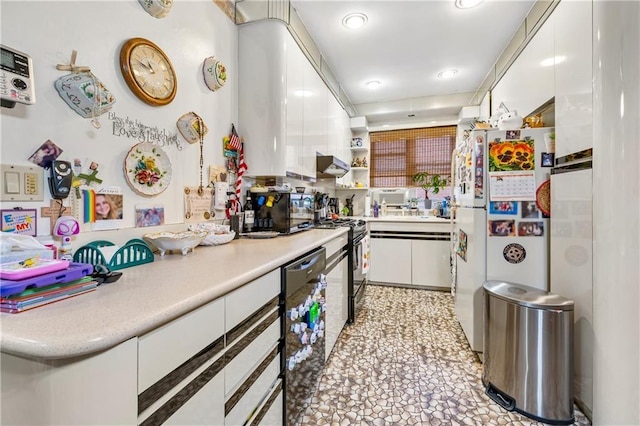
(361, 235, 370, 274)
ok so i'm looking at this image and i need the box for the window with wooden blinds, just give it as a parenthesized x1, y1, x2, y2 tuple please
(369, 126, 456, 188)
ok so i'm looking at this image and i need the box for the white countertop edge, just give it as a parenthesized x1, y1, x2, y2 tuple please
(0, 228, 348, 360)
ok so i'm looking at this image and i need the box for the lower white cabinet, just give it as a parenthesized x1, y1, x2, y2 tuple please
(369, 222, 450, 289)
(324, 235, 349, 360)
(369, 238, 412, 285)
(164, 369, 225, 425)
(138, 268, 283, 426)
(411, 239, 451, 288)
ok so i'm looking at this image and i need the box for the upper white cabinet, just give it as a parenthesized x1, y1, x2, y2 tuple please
(554, 0, 593, 157)
(287, 36, 306, 177)
(240, 20, 348, 180)
(239, 20, 289, 177)
(492, 13, 555, 118)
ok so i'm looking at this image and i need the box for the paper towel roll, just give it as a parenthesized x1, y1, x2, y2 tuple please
(364, 196, 371, 217)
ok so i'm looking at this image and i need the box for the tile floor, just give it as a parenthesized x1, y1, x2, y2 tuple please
(298, 284, 591, 426)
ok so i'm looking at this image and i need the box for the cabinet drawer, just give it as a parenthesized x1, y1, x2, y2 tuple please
(225, 351, 281, 426)
(324, 234, 348, 258)
(138, 298, 224, 393)
(248, 380, 283, 426)
(225, 269, 280, 333)
(225, 313, 280, 395)
(162, 368, 224, 426)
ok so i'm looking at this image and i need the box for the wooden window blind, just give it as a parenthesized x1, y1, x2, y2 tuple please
(369, 125, 457, 188)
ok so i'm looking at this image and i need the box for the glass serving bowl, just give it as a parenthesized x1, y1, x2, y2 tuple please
(143, 231, 205, 256)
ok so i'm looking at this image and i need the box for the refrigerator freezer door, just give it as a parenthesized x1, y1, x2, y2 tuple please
(453, 206, 487, 352)
(454, 130, 486, 208)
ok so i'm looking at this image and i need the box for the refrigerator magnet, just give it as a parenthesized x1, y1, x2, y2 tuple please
(541, 152, 554, 167)
(503, 243, 526, 264)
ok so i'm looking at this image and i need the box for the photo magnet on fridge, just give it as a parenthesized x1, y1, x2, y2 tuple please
(541, 152, 554, 167)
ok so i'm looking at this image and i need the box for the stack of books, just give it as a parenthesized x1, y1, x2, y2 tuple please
(0, 259, 96, 314)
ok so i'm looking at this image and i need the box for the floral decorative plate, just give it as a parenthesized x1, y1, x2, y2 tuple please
(202, 56, 227, 92)
(124, 143, 172, 196)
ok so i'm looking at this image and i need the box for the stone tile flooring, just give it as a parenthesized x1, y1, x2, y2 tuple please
(298, 285, 591, 426)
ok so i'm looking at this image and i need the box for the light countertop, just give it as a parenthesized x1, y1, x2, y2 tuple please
(0, 228, 348, 360)
(364, 216, 451, 223)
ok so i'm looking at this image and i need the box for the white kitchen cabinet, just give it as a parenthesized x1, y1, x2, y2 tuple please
(491, 12, 555, 118)
(239, 20, 289, 178)
(138, 269, 281, 426)
(411, 239, 451, 289)
(286, 35, 306, 177)
(240, 19, 340, 180)
(0, 338, 138, 426)
(554, 0, 593, 158)
(369, 237, 412, 285)
(324, 234, 349, 360)
(164, 370, 225, 426)
(369, 221, 451, 289)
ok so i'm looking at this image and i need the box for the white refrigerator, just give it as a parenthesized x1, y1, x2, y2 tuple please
(452, 127, 553, 352)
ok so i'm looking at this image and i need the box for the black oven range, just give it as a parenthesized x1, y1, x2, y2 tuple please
(315, 218, 367, 323)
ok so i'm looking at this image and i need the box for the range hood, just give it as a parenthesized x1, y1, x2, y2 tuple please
(316, 155, 350, 178)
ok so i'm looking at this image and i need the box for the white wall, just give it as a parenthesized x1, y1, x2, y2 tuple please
(0, 1, 238, 237)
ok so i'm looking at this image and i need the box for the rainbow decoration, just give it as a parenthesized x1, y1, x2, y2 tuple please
(83, 189, 96, 223)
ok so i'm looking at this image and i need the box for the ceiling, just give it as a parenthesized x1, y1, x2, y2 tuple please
(289, 0, 535, 128)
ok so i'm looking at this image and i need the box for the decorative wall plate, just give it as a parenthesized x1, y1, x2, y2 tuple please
(535, 179, 551, 216)
(124, 143, 172, 196)
(54, 72, 116, 118)
(177, 112, 208, 144)
(202, 56, 227, 91)
(138, 0, 173, 18)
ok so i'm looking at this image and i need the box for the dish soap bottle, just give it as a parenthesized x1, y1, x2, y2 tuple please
(381, 199, 387, 216)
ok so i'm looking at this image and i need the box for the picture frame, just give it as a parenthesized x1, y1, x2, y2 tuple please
(541, 152, 554, 167)
(489, 201, 518, 215)
(1, 209, 37, 236)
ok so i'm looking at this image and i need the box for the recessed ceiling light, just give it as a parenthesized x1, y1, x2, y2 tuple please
(342, 13, 368, 29)
(540, 56, 566, 67)
(437, 69, 459, 79)
(455, 0, 485, 9)
(366, 80, 381, 89)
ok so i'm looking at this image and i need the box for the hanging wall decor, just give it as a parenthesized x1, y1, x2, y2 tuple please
(54, 50, 116, 128)
(177, 112, 208, 144)
(138, 0, 173, 18)
(124, 142, 172, 197)
(202, 56, 227, 92)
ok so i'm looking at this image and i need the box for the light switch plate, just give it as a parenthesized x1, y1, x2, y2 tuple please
(1, 164, 44, 201)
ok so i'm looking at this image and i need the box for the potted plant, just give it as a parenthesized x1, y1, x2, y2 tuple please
(412, 172, 450, 208)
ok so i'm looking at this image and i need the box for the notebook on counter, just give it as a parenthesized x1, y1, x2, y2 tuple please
(0, 277, 98, 314)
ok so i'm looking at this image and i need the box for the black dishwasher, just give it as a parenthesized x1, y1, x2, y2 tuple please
(281, 247, 326, 426)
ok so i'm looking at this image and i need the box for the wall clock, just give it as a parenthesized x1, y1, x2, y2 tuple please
(119, 37, 177, 106)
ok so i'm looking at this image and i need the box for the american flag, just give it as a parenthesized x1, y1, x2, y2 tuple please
(227, 137, 248, 219)
(235, 141, 248, 203)
(229, 124, 241, 151)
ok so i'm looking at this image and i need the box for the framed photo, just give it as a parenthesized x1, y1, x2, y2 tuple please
(506, 130, 521, 140)
(1, 209, 37, 236)
(518, 221, 544, 237)
(28, 140, 63, 168)
(489, 201, 518, 215)
(521, 201, 541, 218)
(541, 152, 554, 167)
(488, 220, 516, 237)
(135, 205, 165, 227)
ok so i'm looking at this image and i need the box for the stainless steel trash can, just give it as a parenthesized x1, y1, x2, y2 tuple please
(482, 281, 575, 425)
